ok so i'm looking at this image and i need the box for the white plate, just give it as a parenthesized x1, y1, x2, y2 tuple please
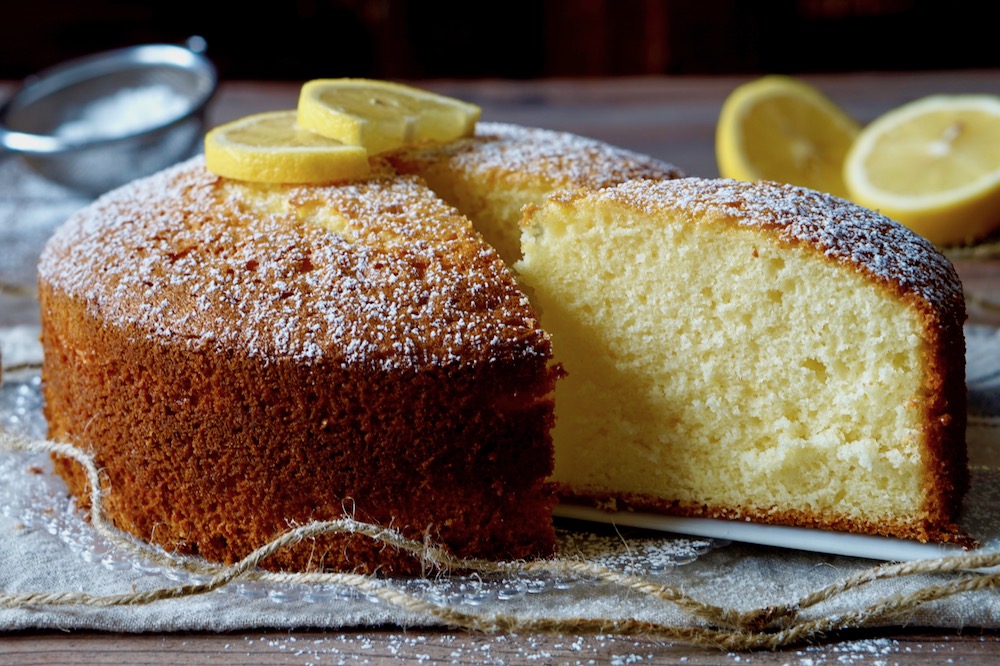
(554, 504, 968, 561)
(554, 410, 1000, 563)
(555, 410, 1000, 563)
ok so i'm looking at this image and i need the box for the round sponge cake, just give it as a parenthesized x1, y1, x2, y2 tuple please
(38, 158, 562, 573)
(37, 123, 683, 573)
(37, 117, 969, 576)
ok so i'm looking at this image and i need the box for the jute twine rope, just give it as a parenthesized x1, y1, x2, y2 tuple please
(0, 282, 37, 299)
(2, 428, 1000, 650)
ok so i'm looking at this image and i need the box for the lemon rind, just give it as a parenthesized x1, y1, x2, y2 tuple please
(716, 75, 860, 195)
(204, 111, 370, 184)
(297, 78, 481, 155)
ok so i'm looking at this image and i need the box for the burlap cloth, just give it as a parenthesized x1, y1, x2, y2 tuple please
(2, 323, 1000, 647)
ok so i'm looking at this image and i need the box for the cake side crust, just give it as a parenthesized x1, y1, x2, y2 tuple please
(38, 158, 561, 572)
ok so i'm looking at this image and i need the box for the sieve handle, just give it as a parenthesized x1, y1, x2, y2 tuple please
(0, 127, 66, 155)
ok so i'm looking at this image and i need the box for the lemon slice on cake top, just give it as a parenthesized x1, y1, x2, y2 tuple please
(204, 80, 482, 184)
(203, 110, 370, 184)
(298, 78, 481, 155)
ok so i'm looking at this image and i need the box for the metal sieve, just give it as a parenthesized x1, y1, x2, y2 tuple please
(0, 37, 217, 195)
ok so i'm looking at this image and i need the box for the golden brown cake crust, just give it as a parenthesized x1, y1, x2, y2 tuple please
(39, 158, 560, 572)
(387, 122, 685, 191)
(546, 178, 967, 318)
(385, 122, 686, 265)
(545, 178, 969, 545)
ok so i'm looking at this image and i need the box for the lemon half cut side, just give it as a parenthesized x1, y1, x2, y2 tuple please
(844, 94, 1000, 247)
(203, 110, 370, 184)
(716, 75, 860, 198)
(298, 78, 482, 155)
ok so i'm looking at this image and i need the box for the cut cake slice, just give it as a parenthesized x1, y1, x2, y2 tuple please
(516, 177, 969, 544)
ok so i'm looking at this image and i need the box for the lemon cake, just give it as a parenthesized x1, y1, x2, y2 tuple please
(386, 122, 684, 264)
(516, 177, 969, 544)
(38, 158, 562, 573)
(37, 121, 682, 573)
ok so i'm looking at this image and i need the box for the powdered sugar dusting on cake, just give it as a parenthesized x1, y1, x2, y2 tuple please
(597, 177, 965, 314)
(38, 157, 549, 368)
(390, 121, 684, 187)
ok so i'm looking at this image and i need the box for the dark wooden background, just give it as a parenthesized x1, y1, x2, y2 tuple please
(3, 3, 1000, 662)
(3, 0, 999, 82)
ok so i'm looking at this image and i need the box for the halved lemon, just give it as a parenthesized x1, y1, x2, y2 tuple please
(844, 94, 1000, 247)
(203, 110, 370, 184)
(716, 75, 860, 198)
(297, 78, 481, 155)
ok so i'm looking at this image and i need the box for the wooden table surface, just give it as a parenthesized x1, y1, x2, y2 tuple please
(2, 71, 1000, 664)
